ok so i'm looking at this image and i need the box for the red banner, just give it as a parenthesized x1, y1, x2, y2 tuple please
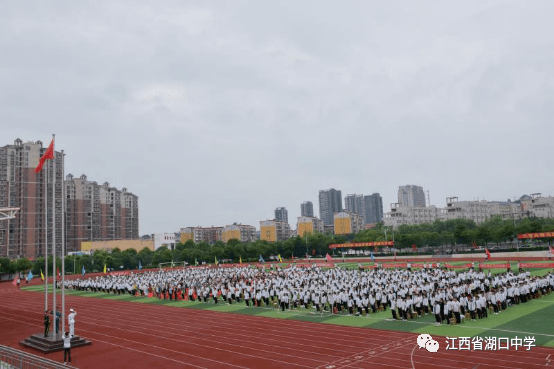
(517, 232, 554, 239)
(383, 263, 407, 268)
(519, 263, 554, 268)
(329, 241, 394, 249)
(479, 263, 511, 269)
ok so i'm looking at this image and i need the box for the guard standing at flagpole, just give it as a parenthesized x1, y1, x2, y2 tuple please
(68, 308, 77, 336)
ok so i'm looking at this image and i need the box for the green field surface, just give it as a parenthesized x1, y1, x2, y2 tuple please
(23, 282, 554, 347)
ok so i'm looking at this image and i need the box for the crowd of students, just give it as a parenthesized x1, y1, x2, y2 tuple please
(64, 264, 553, 326)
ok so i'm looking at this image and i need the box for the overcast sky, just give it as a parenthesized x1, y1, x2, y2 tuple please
(2, 1, 554, 235)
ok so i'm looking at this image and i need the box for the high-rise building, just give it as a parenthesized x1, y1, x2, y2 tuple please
(319, 188, 342, 226)
(65, 174, 138, 252)
(345, 193, 384, 225)
(300, 201, 314, 217)
(345, 194, 364, 215)
(398, 185, 426, 208)
(363, 193, 384, 224)
(274, 207, 288, 224)
(0, 139, 63, 259)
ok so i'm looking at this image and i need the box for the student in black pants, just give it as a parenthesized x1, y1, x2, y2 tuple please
(63, 332, 72, 365)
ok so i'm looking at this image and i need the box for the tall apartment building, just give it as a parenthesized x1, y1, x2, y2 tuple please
(260, 220, 290, 242)
(0, 139, 63, 259)
(398, 185, 426, 208)
(345, 193, 384, 224)
(345, 194, 364, 215)
(300, 201, 314, 217)
(297, 216, 324, 237)
(222, 223, 257, 243)
(333, 211, 364, 235)
(274, 207, 288, 224)
(319, 188, 342, 226)
(65, 174, 138, 252)
(364, 193, 384, 224)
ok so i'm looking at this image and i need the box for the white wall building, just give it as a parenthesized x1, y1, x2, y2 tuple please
(384, 204, 445, 228)
(152, 233, 178, 250)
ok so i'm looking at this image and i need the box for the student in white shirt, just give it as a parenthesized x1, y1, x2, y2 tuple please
(452, 297, 461, 324)
(63, 332, 72, 365)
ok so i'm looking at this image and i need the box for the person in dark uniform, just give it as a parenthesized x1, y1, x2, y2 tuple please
(44, 310, 50, 337)
(51, 307, 61, 334)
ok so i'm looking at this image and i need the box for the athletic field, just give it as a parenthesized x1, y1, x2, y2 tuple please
(0, 262, 552, 368)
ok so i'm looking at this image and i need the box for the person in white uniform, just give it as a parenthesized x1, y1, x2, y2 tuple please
(68, 308, 77, 336)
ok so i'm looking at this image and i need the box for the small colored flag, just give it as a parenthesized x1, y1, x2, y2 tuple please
(40, 269, 44, 281)
(34, 139, 54, 173)
(370, 252, 375, 262)
(82, 265, 85, 276)
(550, 246, 554, 256)
(12, 277, 17, 286)
(138, 260, 142, 270)
(214, 256, 218, 265)
(259, 255, 264, 263)
(171, 260, 175, 267)
(239, 256, 242, 265)
(27, 271, 33, 281)
(278, 254, 282, 263)
(325, 253, 333, 262)
(412, 244, 417, 251)
(103, 263, 107, 274)
(312, 249, 316, 256)
(291, 255, 294, 261)
(57, 267, 60, 277)
(485, 248, 491, 260)
(195, 258, 198, 266)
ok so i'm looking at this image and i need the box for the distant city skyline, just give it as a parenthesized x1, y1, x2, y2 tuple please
(3, 1, 554, 234)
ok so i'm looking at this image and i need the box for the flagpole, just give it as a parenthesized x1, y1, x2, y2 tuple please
(44, 156, 48, 313)
(52, 134, 56, 327)
(61, 149, 65, 336)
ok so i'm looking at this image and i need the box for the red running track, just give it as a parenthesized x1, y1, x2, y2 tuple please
(0, 284, 552, 369)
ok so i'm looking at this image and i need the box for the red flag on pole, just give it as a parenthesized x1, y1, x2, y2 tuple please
(485, 248, 491, 260)
(412, 244, 417, 251)
(34, 139, 54, 173)
(325, 253, 333, 262)
(12, 277, 17, 286)
(549, 246, 554, 255)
